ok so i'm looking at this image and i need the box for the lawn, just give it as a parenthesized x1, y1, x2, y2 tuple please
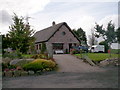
(75, 53, 119, 62)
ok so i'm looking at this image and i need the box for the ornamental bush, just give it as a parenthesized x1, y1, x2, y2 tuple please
(23, 59, 56, 72)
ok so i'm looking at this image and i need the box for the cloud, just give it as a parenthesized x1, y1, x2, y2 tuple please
(52, 0, 119, 2)
(0, 0, 50, 34)
(72, 16, 95, 34)
(98, 15, 118, 29)
(0, 0, 50, 16)
(0, 0, 118, 43)
(0, 10, 12, 24)
(0, 10, 12, 34)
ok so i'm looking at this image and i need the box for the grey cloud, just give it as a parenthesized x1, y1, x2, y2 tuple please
(0, 10, 12, 24)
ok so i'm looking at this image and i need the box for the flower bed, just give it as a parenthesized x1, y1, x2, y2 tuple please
(2, 53, 57, 77)
(2, 58, 57, 77)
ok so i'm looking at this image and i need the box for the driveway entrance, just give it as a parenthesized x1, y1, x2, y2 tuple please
(54, 54, 104, 72)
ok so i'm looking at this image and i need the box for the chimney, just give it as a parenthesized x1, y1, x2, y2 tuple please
(52, 21, 55, 26)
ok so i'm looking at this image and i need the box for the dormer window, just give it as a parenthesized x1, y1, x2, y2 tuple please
(62, 31, 66, 36)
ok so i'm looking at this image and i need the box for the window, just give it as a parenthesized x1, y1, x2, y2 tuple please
(52, 43, 63, 50)
(62, 31, 66, 36)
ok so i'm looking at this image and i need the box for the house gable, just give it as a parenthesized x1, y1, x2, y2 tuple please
(48, 24, 80, 44)
(34, 22, 80, 44)
(33, 22, 64, 44)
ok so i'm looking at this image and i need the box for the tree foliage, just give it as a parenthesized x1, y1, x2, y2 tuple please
(73, 28, 87, 45)
(2, 34, 10, 49)
(7, 14, 35, 53)
(99, 41, 109, 53)
(116, 27, 120, 43)
(94, 21, 116, 46)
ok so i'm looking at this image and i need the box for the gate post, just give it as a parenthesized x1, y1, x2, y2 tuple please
(46, 42, 53, 58)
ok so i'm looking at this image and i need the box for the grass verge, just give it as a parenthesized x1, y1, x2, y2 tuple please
(75, 53, 118, 62)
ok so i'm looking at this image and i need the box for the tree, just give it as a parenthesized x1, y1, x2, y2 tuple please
(8, 14, 35, 53)
(116, 27, 120, 43)
(94, 21, 117, 55)
(73, 28, 87, 45)
(2, 34, 10, 49)
(0, 34, 2, 54)
(94, 21, 116, 45)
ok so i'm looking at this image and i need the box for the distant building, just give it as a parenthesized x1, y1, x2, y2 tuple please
(111, 43, 120, 49)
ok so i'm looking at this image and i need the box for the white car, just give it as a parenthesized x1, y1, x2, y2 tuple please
(55, 50, 64, 54)
(90, 45, 104, 53)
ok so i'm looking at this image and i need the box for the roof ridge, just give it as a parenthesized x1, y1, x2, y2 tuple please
(33, 22, 66, 43)
(35, 22, 65, 33)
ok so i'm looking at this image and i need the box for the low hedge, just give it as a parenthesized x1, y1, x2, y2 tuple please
(23, 59, 56, 72)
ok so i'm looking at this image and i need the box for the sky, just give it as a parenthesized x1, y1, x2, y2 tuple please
(0, 0, 119, 43)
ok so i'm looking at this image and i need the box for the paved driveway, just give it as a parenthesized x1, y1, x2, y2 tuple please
(54, 54, 105, 72)
(2, 54, 118, 88)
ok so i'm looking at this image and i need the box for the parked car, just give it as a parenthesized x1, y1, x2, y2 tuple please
(72, 46, 88, 53)
(54, 50, 64, 54)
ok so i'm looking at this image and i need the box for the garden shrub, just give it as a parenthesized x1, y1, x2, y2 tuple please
(31, 54, 48, 59)
(3, 50, 23, 59)
(8, 65, 16, 69)
(2, 63, 9, 71)
(2, 63, 17, 71)
(23, 59, 56, 72)
(70, 49, 79, 54)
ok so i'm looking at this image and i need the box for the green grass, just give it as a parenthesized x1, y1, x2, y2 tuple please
(111, 49, 120, 54)
(75, 53, 119, 62)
